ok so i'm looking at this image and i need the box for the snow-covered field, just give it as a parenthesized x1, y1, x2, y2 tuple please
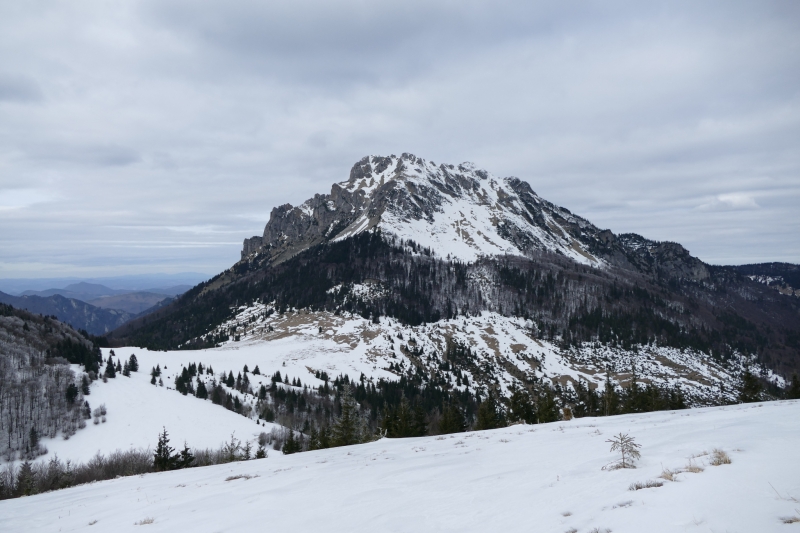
(30, 358, 275, 465)
(3, 400, 799, 532)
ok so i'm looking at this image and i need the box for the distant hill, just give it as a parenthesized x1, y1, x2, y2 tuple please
(0, 291, 133, 335)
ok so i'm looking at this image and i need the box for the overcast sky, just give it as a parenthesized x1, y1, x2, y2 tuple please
(1, 0, 798, 278)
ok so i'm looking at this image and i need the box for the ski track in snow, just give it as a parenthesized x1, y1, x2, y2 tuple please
(2, 401, 799, 532)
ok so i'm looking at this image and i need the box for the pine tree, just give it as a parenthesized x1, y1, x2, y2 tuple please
(536, 384, 560, 423)
(475, 395, 504, 430)
(122, 361, 130, 377)
(105, 358, 116, 378)
(226, 371, 235, 388)
(128, 354, 139, 372)
(153, 427, 178, 471)
(65, 383, 79, 404)
(252, 365, 260, 375)
(196, 380, 208, 399)
(331, 385, 363, 446)
(16, 461, 35, 497)
(507, 385, 536, 424)
(282, 430, 301, 454)
(81, 375, 90, 395)
(243, 364, 249, 373)
(739, 367, 762, 403)
(177, 443, 195, 469)
(786, 373, 800, 400)
(116, 360, 122, 373)
(439, 403, 466, 434)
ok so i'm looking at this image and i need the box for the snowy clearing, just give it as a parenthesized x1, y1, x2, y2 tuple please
(2, 400, 799, 532)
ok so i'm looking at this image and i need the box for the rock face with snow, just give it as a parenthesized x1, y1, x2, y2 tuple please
(242, 153, 714, 283)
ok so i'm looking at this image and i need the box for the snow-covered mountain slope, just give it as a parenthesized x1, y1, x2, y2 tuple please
(4, 400, 799, 533)
(196, 302, 769, 405)
(243, 153, 604, 265)
(24, 357, 278, 466)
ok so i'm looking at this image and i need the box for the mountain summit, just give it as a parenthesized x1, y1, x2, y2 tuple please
(242, 153, 710, 283)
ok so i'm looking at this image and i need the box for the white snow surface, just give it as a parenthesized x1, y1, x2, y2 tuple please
(3, 400, 800, 532)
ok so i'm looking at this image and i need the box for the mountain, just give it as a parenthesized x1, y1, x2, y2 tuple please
(112, 153, 800, 400)
(732, 262, 800, 298)
(0, 291, 133, 335)
(87, 292, 172, 315)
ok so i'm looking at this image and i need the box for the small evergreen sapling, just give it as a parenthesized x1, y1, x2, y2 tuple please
(606, 433, 641, 469)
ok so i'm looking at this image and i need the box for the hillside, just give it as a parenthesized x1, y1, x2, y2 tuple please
(2, 400, 799, 532)
(0, 303, 104, 461)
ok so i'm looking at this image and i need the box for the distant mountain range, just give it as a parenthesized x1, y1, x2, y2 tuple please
(0, 282, 193, 335)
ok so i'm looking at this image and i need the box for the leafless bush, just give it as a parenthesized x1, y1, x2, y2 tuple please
(684, 461, 704, 473)
(710, 448, 731, 466)
(134, 517, 154, 525)
(659, 467, 679, 481)
(629, 480, 664, 491)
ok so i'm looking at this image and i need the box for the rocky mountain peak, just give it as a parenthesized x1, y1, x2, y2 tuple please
(242, 153, 607, 267)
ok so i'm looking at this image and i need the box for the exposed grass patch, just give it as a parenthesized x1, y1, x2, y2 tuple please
(780, 515, 800, 524)
(225, 474, 257, 481)
(629, 480, 664, 491)
(561, 511, 572, 517)
(659, 468, 679, 482)
(588, 528, 612, 533)
(684, 461, 704, 473)
(710, 448, 731, 466)
(134, 518, 154, 525)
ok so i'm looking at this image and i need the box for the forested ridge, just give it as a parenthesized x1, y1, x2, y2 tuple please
(113, 231, 800, 375)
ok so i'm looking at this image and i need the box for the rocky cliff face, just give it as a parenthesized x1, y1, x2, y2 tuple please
(242, 153, 711, 282)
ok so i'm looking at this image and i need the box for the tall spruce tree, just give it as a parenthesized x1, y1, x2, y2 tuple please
(153, 427, 178, 471)
(331, 384, 364, 446)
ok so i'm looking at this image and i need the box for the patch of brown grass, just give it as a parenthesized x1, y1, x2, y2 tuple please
(134, 518, 154, 525)
(659, 468, 679, 482)
(684, 461, 704, 473)
(710, 448, 731, 466)
(225, 474, 257, 481)
(629, 480, 664, 491)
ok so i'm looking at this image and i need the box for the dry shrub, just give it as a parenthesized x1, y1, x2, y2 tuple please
(134, 518, 154, 525)
(659, 468, 679, 482)
(565, 529, 578, 533)
(225, 474, 256, 481)
(780, 515, 800, 524)
(629, 480, 664, 491)
(684, 461, 704, 473)
(561, 511, 572, 517)
(588, 528, 612, 533)
(710, 449, 731, 466)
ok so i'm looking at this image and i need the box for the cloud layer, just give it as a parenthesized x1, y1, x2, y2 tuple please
(1, 0, 798, 277)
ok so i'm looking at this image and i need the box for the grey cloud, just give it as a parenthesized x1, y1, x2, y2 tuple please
(0, 75, 42, 103)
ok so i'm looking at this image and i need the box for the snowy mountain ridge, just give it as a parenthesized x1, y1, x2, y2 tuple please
(243, 153, 604, 266)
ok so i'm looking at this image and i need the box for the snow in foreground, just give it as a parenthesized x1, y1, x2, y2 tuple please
(3, 401, 799, 533)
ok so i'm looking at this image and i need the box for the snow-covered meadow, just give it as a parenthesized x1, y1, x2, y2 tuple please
(3, 400, 799, 532)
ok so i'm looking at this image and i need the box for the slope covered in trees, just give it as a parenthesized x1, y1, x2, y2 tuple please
(0, 304, 106, 461)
